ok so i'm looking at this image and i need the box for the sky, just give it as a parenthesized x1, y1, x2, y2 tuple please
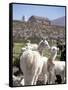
(13, 3, 65, 21)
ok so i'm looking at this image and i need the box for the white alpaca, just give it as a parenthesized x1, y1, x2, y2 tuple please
(47, 46, 65, 84)
(47, 46, 59, 84)
(20, 40, 50, 85)
(20, 50, 42, 85)
(54, 61, 65, 83)
(38, 40, 50, 56)
(21, 40, 38, 52)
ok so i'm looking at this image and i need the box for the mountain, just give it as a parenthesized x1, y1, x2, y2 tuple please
(51, 16, 65, 26)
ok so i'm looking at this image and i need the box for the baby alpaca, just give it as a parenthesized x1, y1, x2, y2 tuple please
(47, 46, 65, 84)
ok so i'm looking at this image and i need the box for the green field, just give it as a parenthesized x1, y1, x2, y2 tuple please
(13, 42, 61, 66)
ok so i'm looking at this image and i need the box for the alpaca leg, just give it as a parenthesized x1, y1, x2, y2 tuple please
(43, 74, 48, 84)
(50, 72, 55, 84)
(33, 74, 39, 85)
(48, 71, 55, 84)
(61, 75, 64, 83)
(33, 68, 41, 85)
(61, 71, 65, 83)
(47, 72, 51, 84)
(24, 73, 36, 85)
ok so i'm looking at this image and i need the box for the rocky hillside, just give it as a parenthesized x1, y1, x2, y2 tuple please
(13, 20, 65, 42)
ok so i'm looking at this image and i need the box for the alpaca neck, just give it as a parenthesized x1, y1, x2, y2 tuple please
(37, 46, 44, 56)
(49, 52, 57, 61)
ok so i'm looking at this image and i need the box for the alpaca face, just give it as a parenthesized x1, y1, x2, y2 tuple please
(44, 40, 50, 49)
(38, 40, 50, 52)
(50, 46, 59, 55)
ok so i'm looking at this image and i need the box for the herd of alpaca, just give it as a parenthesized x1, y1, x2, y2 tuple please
(20, 40, 65, 86)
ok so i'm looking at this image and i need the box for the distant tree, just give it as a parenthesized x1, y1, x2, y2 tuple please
(56, 37, 66, 61)
(60, 44, 66, 61)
